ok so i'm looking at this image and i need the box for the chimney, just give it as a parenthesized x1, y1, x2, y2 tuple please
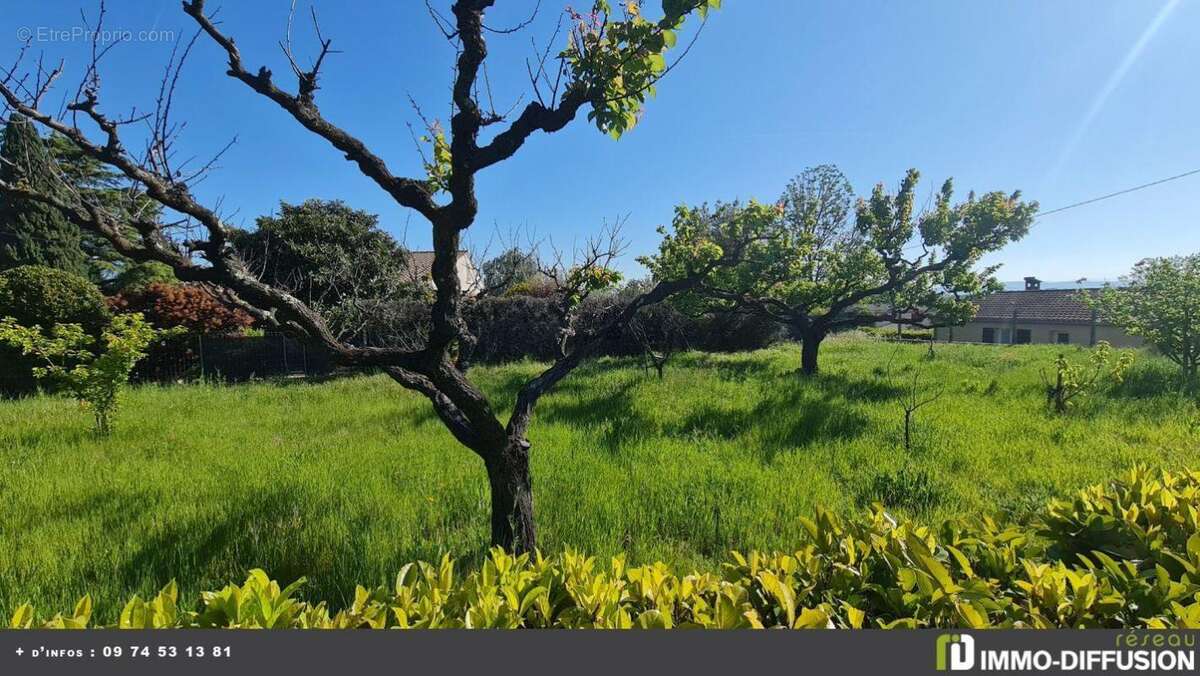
(1024, 276, 1042, 291)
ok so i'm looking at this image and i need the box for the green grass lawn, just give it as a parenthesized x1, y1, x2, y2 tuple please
(1, 336, 1196, 620)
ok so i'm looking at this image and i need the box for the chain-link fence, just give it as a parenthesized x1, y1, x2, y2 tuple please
(0, 332, 336, 396)
(133, 333, 335, 384)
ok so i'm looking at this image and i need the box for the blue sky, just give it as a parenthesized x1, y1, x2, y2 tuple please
(7, 1, 1199, 281)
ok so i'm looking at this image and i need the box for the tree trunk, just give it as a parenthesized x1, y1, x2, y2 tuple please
(485, 440, 536, 553)
(800, 329, 824, 376)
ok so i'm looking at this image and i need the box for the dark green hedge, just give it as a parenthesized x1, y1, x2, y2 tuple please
(0, 265, 109, 397)
(464, 295, 782, 363)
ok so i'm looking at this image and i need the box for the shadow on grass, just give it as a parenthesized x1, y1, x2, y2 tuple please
(684, 353, 782, 382)
(673, 372, 892, 462)
(101, 486, 493, 619)
(531, 362, 904, 463)
(537, 374, 646, 455)
(1111, 361, 1196, 400)
(114, 489, 309, 596)
(7, 487, 156, 535)
(374, 350, 910, 465)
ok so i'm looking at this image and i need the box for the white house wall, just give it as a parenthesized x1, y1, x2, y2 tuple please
(934, 322, 1142, 348)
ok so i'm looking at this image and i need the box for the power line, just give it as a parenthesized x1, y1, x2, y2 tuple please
(1039, 167, 1200, 217)
(894, 166, 1200, 255)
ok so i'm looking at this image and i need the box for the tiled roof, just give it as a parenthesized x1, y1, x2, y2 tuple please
(974, 289, 1099, 323)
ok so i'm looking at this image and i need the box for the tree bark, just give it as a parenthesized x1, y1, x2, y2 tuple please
(484, 440, 536, 552)
(800, 328, 824, 376)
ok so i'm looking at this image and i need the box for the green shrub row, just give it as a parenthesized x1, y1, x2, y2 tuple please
(857, 325, 936, 341)
(357, 295, 782, 365)
(11, 466, 1200, 629)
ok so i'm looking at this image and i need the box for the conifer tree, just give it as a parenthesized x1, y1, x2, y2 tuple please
(0, 114, 87, 274)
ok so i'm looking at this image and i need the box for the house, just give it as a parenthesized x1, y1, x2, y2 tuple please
(403, 250, 484, 296)
(933, 277, 1141, 347)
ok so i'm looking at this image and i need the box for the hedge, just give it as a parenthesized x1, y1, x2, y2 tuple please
(460, 294, 782, 363)
(0, 265, 110, 397)
(0, 265, 110, 330)
(10, 466, 1200, 629)
(122, 289, 782, 379)
(127, 294, 782, 381)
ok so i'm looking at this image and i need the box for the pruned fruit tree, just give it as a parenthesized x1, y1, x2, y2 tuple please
(0, 0, 758, 552)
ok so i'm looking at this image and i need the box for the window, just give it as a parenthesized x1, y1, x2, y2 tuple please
(1000, 328, 1013, 344)
(1015, 329, 1031, 344)
(1056, 332, 1070, 344)
(982, 327, 996, 344)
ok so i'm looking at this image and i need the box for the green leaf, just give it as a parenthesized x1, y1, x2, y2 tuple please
(792, 607, 830, 629)
(906, 535, 959, 593)
(10, 603, 34, 629)
(73, 594, 93, 624)
(841, 602, 865, 628)
(946, 545, 976, 579)
(119, 596, 145, 629)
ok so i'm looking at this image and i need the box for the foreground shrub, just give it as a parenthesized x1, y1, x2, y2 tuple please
(0, 313, 168, 434)
(11, 466, 1200, 629)
(0, 265, 109, 396)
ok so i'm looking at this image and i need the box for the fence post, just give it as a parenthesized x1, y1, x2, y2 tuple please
(197, 333, 205, 381)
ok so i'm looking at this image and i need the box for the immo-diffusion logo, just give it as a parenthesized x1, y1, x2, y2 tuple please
(934, 632, 1195, 672)
(936, 633, 975, 671)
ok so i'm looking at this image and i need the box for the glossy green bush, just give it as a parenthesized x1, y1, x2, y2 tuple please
(10, 466, 1200, 629)
(0, 265, 109, 397)
(0, 265, 109, 332)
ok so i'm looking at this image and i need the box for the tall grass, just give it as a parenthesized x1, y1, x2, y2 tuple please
(0, 336, 1195, 621)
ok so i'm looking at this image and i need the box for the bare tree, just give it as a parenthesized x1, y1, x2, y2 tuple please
(629, 302, 689, 379)
(532, 221, 632, 360)
(898, 368, 943, 453)
(0, 0, 737, 552)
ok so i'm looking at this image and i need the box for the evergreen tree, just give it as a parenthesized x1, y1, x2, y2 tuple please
(232, 199, 419, 343)
(47, 132, 138, 283)
(0, 114, 87, 275)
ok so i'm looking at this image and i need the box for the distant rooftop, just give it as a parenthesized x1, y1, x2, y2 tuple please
(975, 288, 1100, 323)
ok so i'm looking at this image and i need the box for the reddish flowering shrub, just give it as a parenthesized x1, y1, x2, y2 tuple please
(108, 282, 254, 334)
